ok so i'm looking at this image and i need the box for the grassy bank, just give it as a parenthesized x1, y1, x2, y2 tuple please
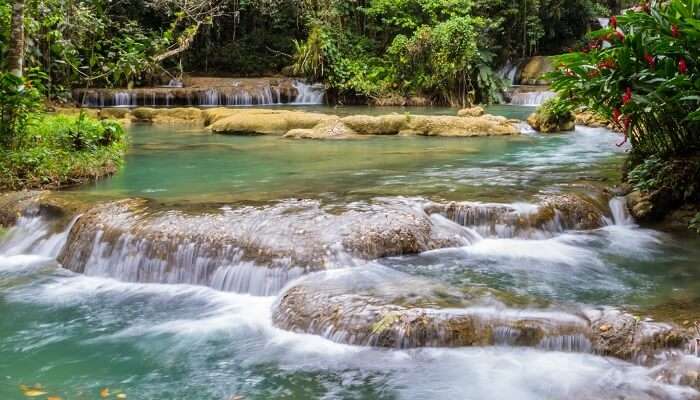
(0, 114, 127, 190)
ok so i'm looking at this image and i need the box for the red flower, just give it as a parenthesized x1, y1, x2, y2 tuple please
(671, 25, 680, 38)
(615, 30, 625, 42)
(610, 16, 617, 29)
(644, 52, 655, 68)
(679, 57, 688, 74)
(587, 69, 600, 78)
(622, 87, 633, 105)
(612, 108, 622, 125)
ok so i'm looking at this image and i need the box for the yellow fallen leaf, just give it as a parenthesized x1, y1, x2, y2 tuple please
(47, 396, 63, 400)
(116, 394, 127, 399)
(21, 389, 47, 397)
(99, 388, 110, 398)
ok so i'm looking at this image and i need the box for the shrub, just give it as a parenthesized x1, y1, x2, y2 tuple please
(0, 113, 127, 190)
(546, 0, 700, 156)
(0, 72, 43, 148)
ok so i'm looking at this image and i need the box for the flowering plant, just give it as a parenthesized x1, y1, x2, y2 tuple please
(546, 0, 700, 156)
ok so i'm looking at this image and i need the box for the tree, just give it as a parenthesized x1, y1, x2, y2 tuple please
(7, 0, 24, 77)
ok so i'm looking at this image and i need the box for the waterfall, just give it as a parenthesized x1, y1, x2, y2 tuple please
(434, 201, 563, 239)
(292, 80, 325, 104)
(498, 61, 520, 85)
(0, 215, 78, 258)
(112, 92, 136, 107)
(607, 197, 634, 226)
(509, 91, 556, 106)
(76, 78, 325, 107)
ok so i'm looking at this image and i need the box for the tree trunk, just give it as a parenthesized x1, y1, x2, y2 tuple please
(8, 0, 25, 78)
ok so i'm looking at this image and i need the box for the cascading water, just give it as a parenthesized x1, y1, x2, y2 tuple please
(509, 90, 556, 106)
(77, 78, 324, 107)
(291, 80, 325, 104)
(0, 215, 78, 258)
(498, 60, 520, 85)
(2, 125, 699, 399)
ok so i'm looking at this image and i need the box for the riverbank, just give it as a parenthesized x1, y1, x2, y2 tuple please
(0, 114, 127, 191)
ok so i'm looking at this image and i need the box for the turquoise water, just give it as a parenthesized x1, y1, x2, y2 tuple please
(2, 108, 700, 400)
(76, 123, 625, 205)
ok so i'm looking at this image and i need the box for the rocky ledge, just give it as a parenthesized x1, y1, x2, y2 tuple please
(56, 107, 521, 138)
(272, 266, 690, 361)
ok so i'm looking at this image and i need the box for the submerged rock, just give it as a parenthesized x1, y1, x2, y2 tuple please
(272, 267, 690, 360)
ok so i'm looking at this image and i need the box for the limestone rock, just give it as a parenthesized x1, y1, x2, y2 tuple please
(272, 269, 690, 360)
(527, 111, 575, 133)
(341, 114, 409, 135)
(457, 106, 485, 117)
(284, 119, 359, 139)
(210, 110, 333, 135)
(574, 110, 609, 128)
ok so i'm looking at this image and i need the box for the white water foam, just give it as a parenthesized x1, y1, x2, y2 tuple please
(4, 274, 696, 400)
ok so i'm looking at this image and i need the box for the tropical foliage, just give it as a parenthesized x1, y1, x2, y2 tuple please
(547, 0, 700, 156)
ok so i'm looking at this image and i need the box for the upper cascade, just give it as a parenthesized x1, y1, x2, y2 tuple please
(74, 78, 325, 107)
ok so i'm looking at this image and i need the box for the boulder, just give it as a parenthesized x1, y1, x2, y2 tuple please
(210, 110, 333, 135)
(527, 111, 575, 133)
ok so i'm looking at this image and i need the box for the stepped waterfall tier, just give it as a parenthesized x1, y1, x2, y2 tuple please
(74, 78, 326, 108)
(1, 113, 699, 400)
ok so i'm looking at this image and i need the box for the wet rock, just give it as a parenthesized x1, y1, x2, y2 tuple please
(272, 267, 589, 349)
(56, 198, 461, 293)
(272, 270, 691, 360)
(0, 191, 89, 228)
(527, 110, 575, 133)
(425, 193, 607, 238)
(457, 106, 485, 117)
(538, 193, 607, 230)
(0, 191, 43, 227)
(584, 308, 689, 361)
